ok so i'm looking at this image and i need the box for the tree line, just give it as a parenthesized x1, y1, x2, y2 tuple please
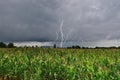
(0, 42, 14, 48)
(1, 42, 120, 49)
(67, 45, 120, 49)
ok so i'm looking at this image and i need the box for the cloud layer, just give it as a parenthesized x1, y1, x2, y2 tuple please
(0, 0, 120, 45)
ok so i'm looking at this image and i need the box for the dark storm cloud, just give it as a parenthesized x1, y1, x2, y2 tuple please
(0, 0, 60, 41)
(0, 0, 120, 43)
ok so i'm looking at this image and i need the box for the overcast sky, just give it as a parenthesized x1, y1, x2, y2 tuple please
(1, 0, 120, 46)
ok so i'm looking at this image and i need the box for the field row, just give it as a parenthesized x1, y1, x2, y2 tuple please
(0, 48, 120, 80)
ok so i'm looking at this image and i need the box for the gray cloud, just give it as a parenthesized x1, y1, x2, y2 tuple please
(0, 0, 120, 45)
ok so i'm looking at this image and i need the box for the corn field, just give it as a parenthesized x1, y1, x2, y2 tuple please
(0, 48, 120, 80)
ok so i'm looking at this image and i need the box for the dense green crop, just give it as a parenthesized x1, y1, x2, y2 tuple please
(0, 48, 120, 80)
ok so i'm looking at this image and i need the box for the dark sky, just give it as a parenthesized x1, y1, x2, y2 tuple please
(1, 0, 120, 44)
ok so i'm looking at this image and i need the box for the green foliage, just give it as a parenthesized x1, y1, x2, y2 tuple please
(0, 42, 7, 48)
(7, 43, 14, 48)
(0, 48, 120, 80)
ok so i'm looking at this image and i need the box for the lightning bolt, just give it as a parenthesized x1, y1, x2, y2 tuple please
(60, 19, 64, 48)
(55, 19, 64, 48)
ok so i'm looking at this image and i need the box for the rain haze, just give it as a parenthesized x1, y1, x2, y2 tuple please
(1, 0, 120, 47)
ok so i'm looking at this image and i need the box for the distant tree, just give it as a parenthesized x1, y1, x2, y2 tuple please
(118, 46, 120, 49)
(36, 45, 38, 48)
(72, 46, 75, 48)
(0, 42, 7, 48)
(32, 46, 34, 48)
(82, 47, 86, 49)
(8, 43, 14, 48)
(75, 45, 80, 49)
(109, 46, 116, 49)
(53, 44, 56, 48)
(70, 45, 81, 49)
(95, 47, 99, 49)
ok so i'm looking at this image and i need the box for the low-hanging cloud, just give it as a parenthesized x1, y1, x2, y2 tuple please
(0, 0, 120, 45)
